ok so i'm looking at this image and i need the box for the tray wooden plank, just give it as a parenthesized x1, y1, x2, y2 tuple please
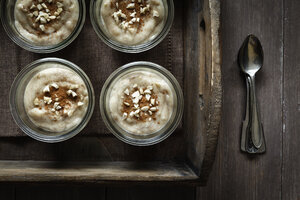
(0, 161, 198, 184)
(184, 0, 221, 184)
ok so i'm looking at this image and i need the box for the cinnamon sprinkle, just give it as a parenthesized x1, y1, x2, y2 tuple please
(110, 0, 152, 32)
(22, 0, 64, 35)
(37, 85, 79, 116)
(122, 87, 159, 122)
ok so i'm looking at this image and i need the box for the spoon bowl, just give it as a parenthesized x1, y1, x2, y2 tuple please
(239, 35, 264, 76)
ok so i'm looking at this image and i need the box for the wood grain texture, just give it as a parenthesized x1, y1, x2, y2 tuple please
(0, 161, 198, 185)
(282, 0, 300, 199)
(198, 0, 283, 199)
(0, 133, 186, 162)
(184, 0, 221, 185)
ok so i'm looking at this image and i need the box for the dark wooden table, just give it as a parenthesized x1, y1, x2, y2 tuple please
(1, 0, 299, 199)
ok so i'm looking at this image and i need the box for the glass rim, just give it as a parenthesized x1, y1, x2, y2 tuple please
(90, 0, 174, 53)
(100, 61, 184, 146)
(0, 0, 86, 53)
(9, 57, 95, 143)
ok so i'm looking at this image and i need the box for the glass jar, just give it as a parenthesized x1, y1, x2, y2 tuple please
(90, 0, 174, 53)
(0, 0, 86, 53)
(100, 61, 183, 146)
(9, 58, 95, 143)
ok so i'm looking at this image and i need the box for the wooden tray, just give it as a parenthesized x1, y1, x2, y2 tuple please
(0, 0, 221, 186)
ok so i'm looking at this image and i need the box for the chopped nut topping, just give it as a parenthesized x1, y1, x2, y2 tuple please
(141, 106, 149, 112)
(122, 112, 128, 119)
(124, 88, 130, 95)
(77, 102, 84, 107)
(144, 89, 151, 94)
(37, 4, 42, 10)
(20, 0, 65, 33)
(131, 90, 140, 98)
(34, 98, 40, 106)
(67, 89, 77, 98)
(126, 3, 135, 9)
(122, 85, 159, 122)
(43, 96, 52, 104)
(33, 83, 83, 120)
(145, 94, 151, 101)
(150, 98, 155, 105)
(50, 83, 59, 89)
(150, 107, 157, 111)
(110, 0, 153, 32)
(43, 85, 50, 93)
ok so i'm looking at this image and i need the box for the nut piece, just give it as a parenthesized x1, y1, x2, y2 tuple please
(39, 24, 45, 31)
(41, 3, 47, 9)
(122, 112, 128, 119)
(37, 4, 42, 10)
(126, 3, 135, 9)
(150, 107, 157, 112)
(129, 111, 135, 117)
(140, 4, 150, 14)
(124, 102, 130, 106)
(150, 98, 155, 105)
(141, 106, 149, 112)
(77, 102, 84, 107)
(50, 83, 59, 89)
(43, 96, 52, 104)
(33, 11, 38, 16)
(132, 97, 140, 104)
(145, 94, 151, 101)
(131, 91, 140, 98)
(67, 90, 77, 98)
(43, 85, 50, 93)
(56, 2, 63, 8)
(54, 102, 62, 110)
(33, 98, 40, 106)
(30, 4, 36, 10)
(144, 89, 151, 94)
(124, 88, 130, 95)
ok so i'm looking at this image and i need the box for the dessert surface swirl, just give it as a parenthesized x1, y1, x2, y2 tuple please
(108, 70, 174, 135)
(24, 64, 88, 132)
(100, 0, 165, 45)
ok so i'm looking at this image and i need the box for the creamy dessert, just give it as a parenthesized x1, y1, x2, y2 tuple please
(100, 0, 165, 45)
(24, 64, 89, 132)
(14, 0, 79, 45)
(108, 70, 174, 135)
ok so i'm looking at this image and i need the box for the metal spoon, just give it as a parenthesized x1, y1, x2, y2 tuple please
(238, 34, 266, 153)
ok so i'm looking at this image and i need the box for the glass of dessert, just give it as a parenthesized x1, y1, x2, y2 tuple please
(100, 61, 183, 146)
(9, 58, 95, 142)
(1, 0, 85, 53)
(90, 0, 174, 53)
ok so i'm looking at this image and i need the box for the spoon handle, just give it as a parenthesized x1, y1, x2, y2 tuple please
(247, 75, 265, 149)
(241, 76, 250, 152)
